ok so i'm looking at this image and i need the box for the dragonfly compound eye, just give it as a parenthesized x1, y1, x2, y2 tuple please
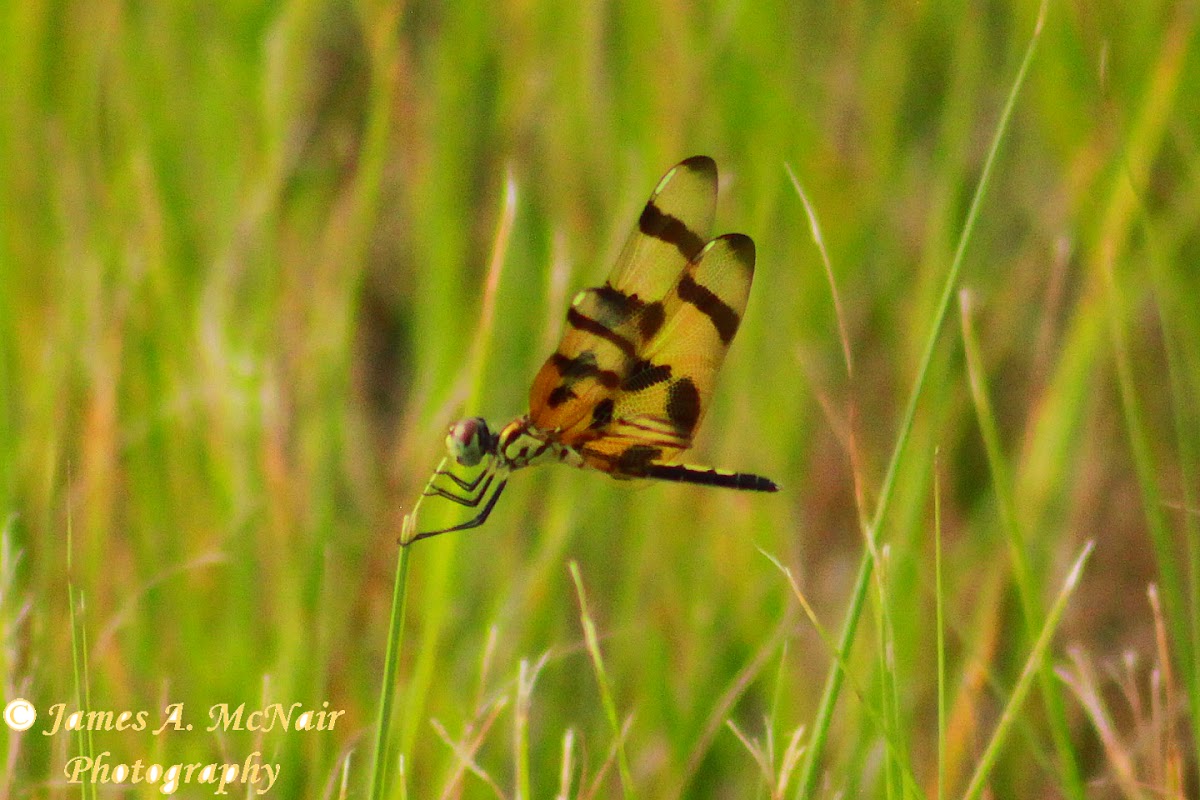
(446, 417, 492, 467)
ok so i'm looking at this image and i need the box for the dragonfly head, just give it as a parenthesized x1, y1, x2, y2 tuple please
(445, 417, 497, 467)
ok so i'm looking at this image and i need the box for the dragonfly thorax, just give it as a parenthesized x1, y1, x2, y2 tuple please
(446, 415, 581, 471)
(496, 416, 582, 469)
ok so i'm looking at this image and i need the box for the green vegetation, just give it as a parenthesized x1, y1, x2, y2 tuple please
(1, 1, 1197, 797)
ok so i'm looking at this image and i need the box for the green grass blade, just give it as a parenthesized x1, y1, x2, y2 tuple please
(368, 538, 412, 800)
(960, 543, 1093, 800)
(1150, 251, 1200, 778)
(934, 453, 945, 800)
(67, 502, 97, 800)
(569, 561, 634, 798)
(795, 3, 1048, 796)
(959, 293, 1085, 798)
(760, 549, 924, 800)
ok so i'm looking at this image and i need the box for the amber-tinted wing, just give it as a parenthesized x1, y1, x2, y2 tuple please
(527, 156, 755, 478)
(528, 156, 718, 434)
(607, 155, 717, 300)
(575, 234, 755, 476)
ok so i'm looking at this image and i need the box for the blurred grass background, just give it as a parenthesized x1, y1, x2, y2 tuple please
(1, 0, 1198, 797)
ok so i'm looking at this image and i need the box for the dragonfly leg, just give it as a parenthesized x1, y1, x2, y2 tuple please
(404, 479, 508, 545)
(424, 470, 496, 507)
(428, 465, 490, 493)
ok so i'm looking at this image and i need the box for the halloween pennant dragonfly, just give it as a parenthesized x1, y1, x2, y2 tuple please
(405, 156, 778, 544)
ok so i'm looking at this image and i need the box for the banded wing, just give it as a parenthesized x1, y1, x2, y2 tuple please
(608, 155, 717, 300)
(528, 154, 757, 478)
(576, 234, 755, 476)
(528, 156, 718, 436)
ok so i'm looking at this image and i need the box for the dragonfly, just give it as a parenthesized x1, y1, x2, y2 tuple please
(405, 156, 778, 545)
